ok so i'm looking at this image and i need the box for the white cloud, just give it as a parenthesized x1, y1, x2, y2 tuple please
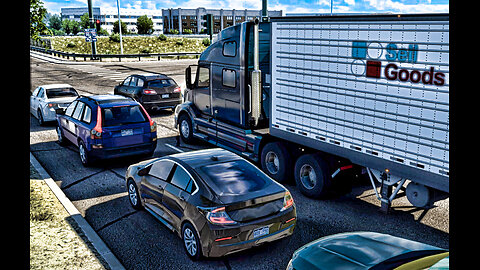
(364, 0, 448, 13)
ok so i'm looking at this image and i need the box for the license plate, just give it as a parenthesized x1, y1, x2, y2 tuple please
(121, 129, 133, 136)
(253, 226, 269, 239)
(162, 94, 169, 99)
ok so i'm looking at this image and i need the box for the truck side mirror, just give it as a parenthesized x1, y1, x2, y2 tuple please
(185, 66, 192, 89)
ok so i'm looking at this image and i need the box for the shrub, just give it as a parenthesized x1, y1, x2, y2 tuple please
(202, 38, 211, 47)
(109, 33, 121, 43)
(176, 39, 184, 46)
(158, 34, 167, 41)
(66, 42, 76, 48)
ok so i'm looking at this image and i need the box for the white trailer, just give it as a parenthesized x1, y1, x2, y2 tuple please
(269, 14, 449, 211)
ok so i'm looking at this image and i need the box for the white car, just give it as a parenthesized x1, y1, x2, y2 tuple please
(30, 84, 79, 125)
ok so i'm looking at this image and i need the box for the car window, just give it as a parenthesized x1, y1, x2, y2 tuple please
(46, 87, 78, 98)
(122, 77, 131, 86)
(137, 79, 144, 87)
(199, 160, 269, 195)
(102, 105, 147, 127)
(149, 160, 175, 181)
(147, 79, 175, 88)
(65, 100, 78, 117)
(129, 77, 138, 86)
(32, 87, 40, 97)
(37, 88, 45, 99)
(72, 102, 85, 120)
(170, 165, 192, 191)
(82, 105, 92, 123)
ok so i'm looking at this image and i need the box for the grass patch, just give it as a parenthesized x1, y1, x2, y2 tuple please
(46, 36, 207, 55)
(30, 163, 106, 270)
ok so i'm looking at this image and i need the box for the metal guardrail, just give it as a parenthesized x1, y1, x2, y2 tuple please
(30, 45, 201, 62)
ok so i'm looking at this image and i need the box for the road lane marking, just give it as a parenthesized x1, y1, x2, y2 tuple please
(165, 143, 184, 153)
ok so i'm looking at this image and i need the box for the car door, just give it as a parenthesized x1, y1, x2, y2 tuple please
(60, 100, 78, 143)
(69, 101, 87, 146)
(162, 162, 197, 229)
(116, 76, 132, 96)
(193, 65, 212, 116)
(141, 160, 175, 217)
(30, 87, 40, 114)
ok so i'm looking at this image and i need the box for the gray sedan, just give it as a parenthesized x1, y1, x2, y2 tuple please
(125, 148, 297, 260)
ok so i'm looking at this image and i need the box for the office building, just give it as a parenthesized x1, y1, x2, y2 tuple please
(162, 7, 283, 34)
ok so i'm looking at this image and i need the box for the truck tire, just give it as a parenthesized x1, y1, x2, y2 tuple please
(260, 141, 293, 183)
(178, 113, 194, 144)
(294, 153, 332, 199)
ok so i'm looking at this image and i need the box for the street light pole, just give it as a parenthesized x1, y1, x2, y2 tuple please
(116, 0, 124, 54)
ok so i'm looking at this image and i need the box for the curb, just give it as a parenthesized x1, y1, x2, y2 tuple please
(30, 152, 126, 270)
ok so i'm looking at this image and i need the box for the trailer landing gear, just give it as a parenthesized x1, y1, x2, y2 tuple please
(366, 168, 407, 214)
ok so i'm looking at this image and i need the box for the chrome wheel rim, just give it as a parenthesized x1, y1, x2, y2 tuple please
(79, 144, 87, 164)
(300, 164, 317, 190)
(265, 151, 280, 175)
(183, 228, 197, 256)
(180, 119, 190, 138)
(128, 183, 137, 206)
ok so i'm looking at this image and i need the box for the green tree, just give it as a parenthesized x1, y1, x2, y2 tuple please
(113, 20, 128, 34)
(136, 15, 153, 34)
(48, 14, 62, 30)
(61, 19, 81, 35)
(30, 0, 50, 39)
(80, 12, 90, 30)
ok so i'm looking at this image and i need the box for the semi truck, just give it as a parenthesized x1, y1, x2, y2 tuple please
(174, 13, 449, 212)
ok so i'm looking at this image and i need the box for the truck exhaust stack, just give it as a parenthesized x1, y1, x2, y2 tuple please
(250, 18, 262, 127)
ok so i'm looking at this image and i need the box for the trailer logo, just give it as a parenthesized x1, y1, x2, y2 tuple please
(350, 41, 445, 86)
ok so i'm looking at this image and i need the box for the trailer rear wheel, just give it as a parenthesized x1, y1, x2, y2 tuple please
(294, 153, 332, 199)
(260, 141, 293, 183)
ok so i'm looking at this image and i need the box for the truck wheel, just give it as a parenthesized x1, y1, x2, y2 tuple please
(178, 113, 194, 144)
(260, 141, 293, 183)
(294, 153, 332, 199)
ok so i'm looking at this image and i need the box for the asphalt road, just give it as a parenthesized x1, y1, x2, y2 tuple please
(30, 53, 449, 270)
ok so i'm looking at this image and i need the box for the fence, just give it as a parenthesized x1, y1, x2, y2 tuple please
(30, 45, 201, 62)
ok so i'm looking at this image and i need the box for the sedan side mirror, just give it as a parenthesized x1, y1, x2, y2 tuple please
(55, 108, 66, 115)
(137, 165, 152, 176)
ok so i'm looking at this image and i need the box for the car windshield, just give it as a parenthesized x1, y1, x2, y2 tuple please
(199, 160, 269, 195)
(147, 79, 176, 88)
(46, 87, 78, 98)
(102, 105, 147, 127)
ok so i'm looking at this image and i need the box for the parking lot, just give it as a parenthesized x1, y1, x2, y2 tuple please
(30, 54, 449, 269)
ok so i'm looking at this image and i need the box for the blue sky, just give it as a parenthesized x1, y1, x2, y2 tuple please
(43, 0, 449, 15)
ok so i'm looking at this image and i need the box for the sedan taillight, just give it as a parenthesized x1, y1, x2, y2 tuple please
(173, 87, 181, 93)
(201, 206, 237, 225)
(280, 191, 294, 212)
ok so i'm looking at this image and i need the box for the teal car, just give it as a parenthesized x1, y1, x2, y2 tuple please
(286, 232, 448, 270)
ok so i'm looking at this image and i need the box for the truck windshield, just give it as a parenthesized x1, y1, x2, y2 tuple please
(102, 105, 147, 127)
(199, 160, 269, 195)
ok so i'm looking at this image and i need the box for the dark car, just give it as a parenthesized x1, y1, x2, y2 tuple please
(56, 95, 157, 166)
(114, 73, 182, 111)
(286, 231, 449, 270)
(125, 148, 296, 260)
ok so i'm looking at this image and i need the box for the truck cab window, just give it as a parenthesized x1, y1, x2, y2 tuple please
(197, 67, 210, 88)
(223, 41, 236, 57)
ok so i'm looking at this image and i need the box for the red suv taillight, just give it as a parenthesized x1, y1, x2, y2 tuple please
(143, 89, 156, 95)
(90, 106, 102, 139)
(173, 87, 181, 93)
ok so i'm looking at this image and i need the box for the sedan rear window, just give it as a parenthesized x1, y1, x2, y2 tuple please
(199, 160, 269, 195)
(147, 79, 176, 88)
(102, 105, 147, 127)
(46, 88, 78, 98)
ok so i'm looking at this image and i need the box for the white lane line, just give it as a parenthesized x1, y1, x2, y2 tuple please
(165, 143, 184, 153)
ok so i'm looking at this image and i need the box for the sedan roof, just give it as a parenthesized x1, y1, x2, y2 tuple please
(168, 148, 241, 168)
(39, 84, 73, 89)
(292, 232, 446, 270)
